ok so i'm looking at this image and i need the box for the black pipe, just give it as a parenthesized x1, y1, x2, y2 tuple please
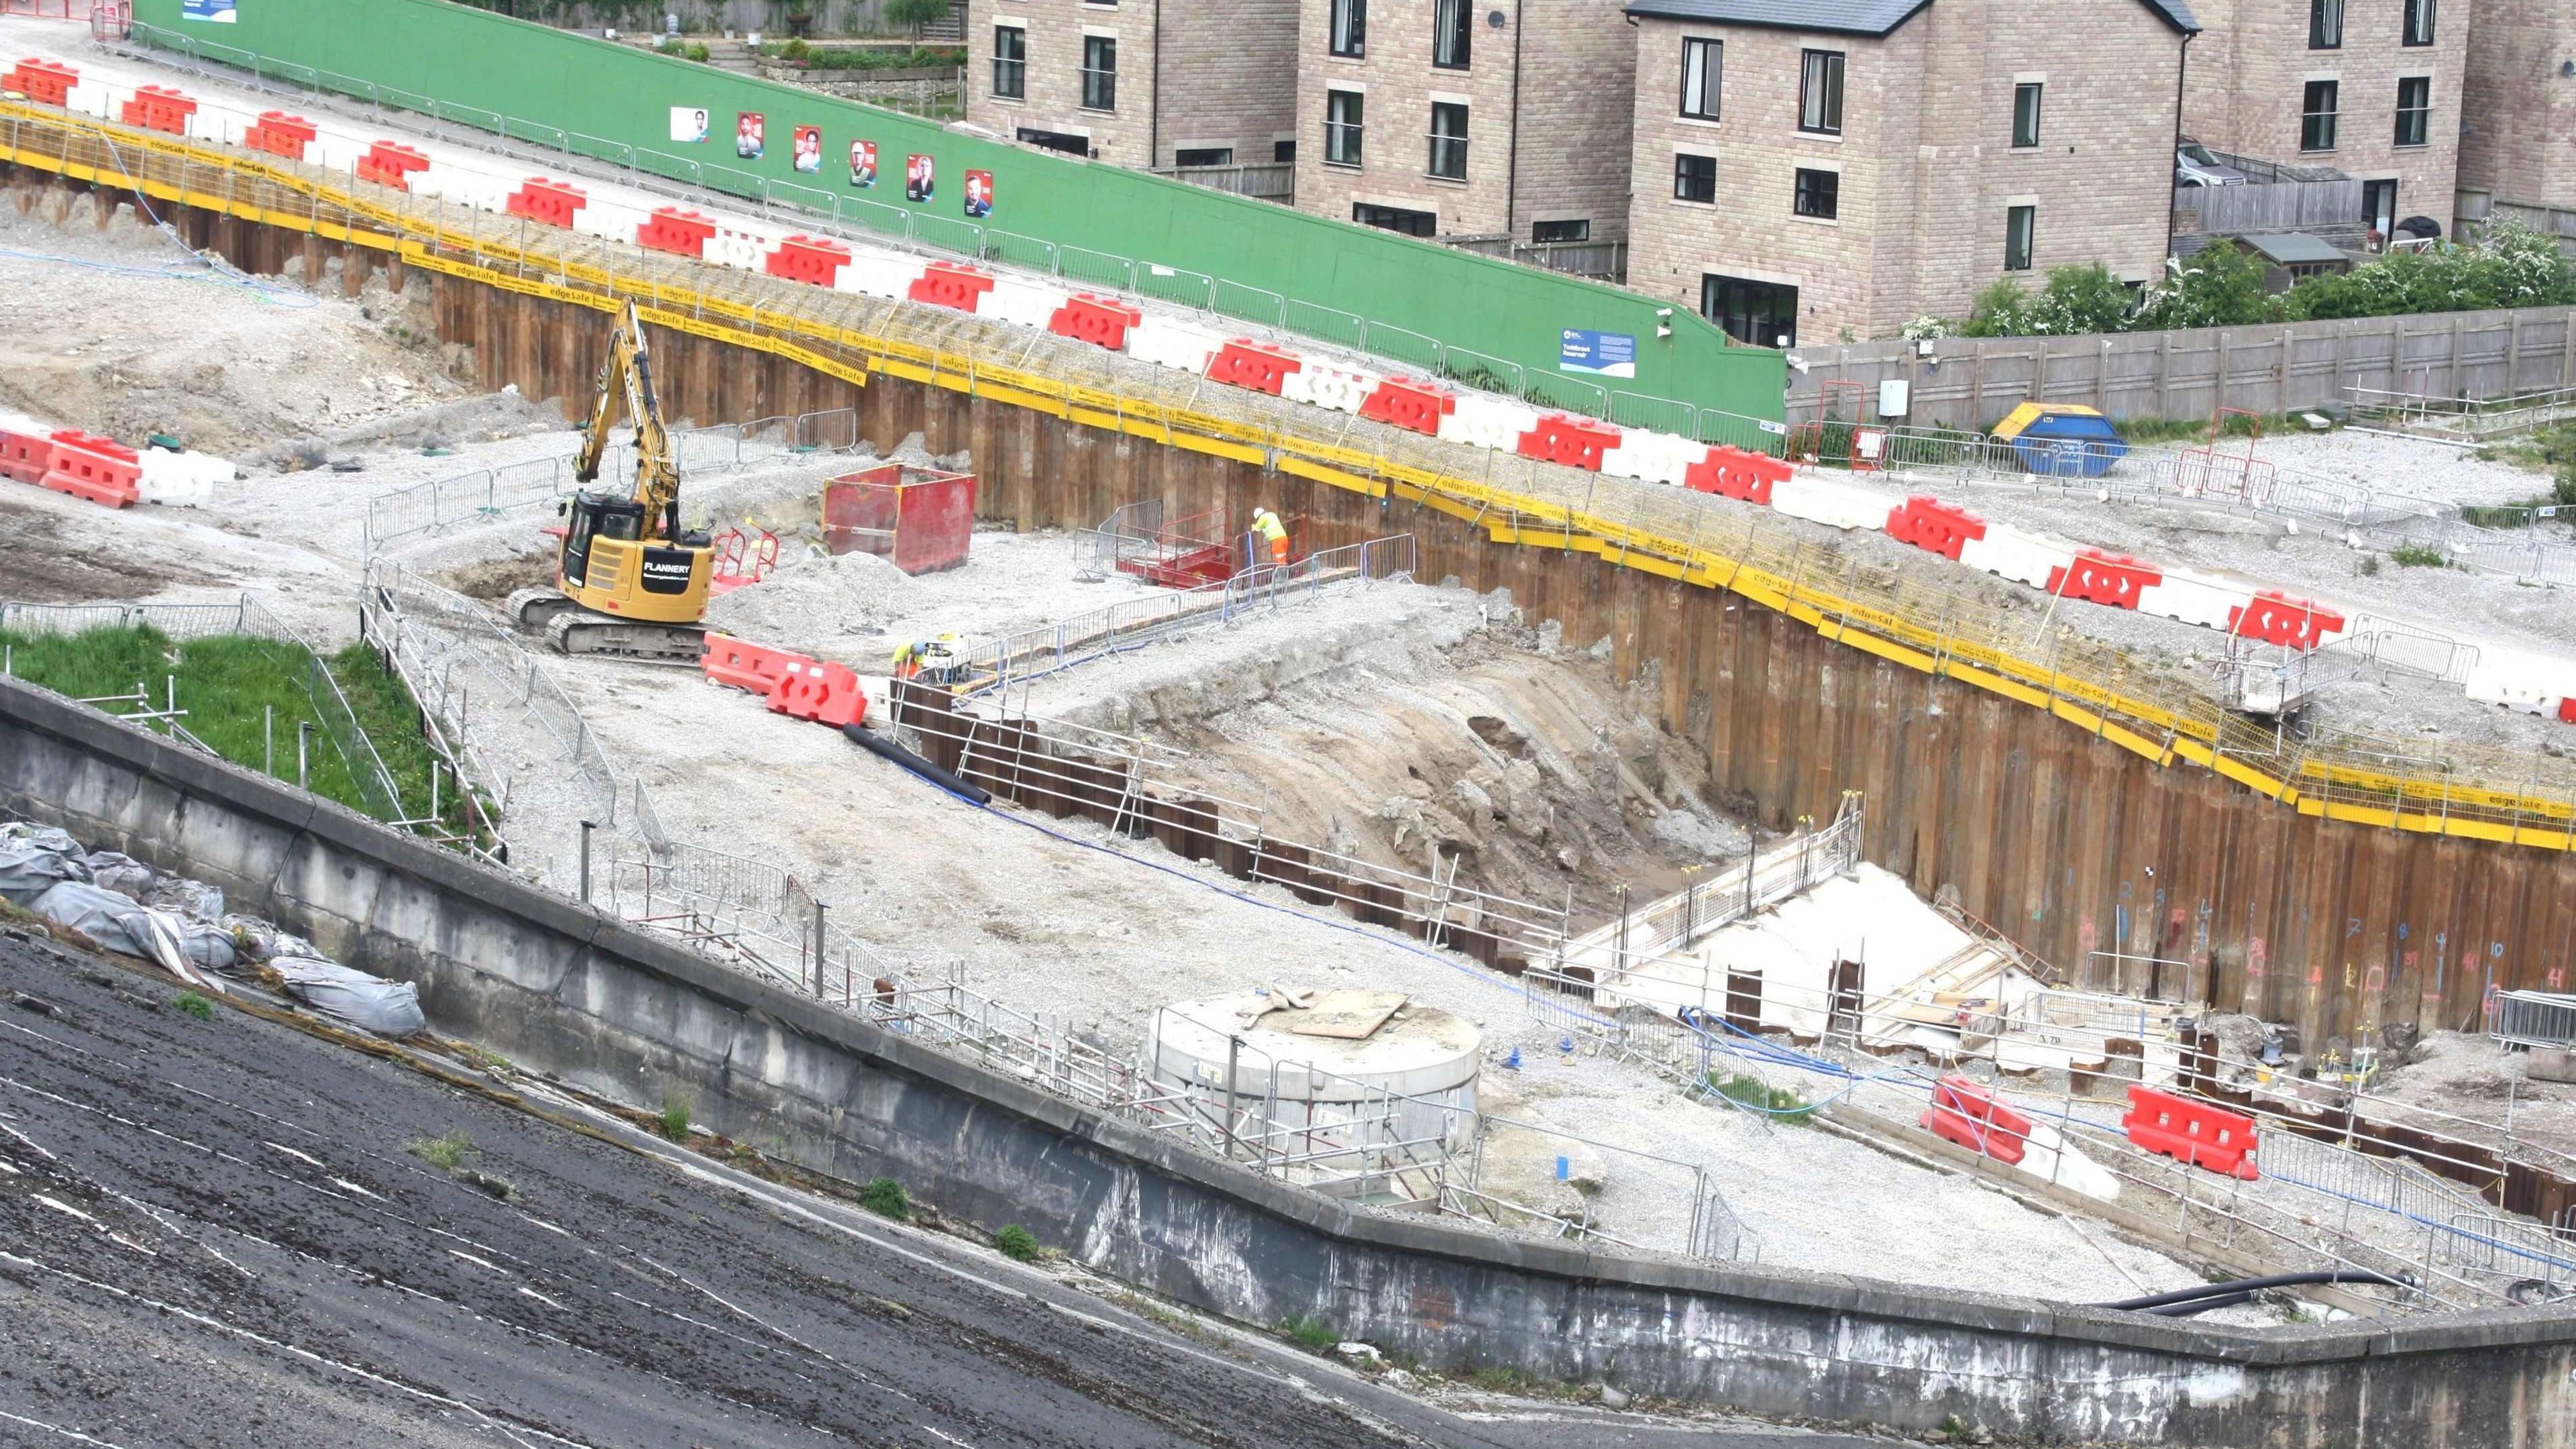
(2094, 1269, 2410, 1313)
(2141, 1291, 2251, 1318)
(843, 722, 991, 805)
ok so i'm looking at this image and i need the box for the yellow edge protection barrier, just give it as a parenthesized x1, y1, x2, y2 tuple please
(9, 105, 2570, 852)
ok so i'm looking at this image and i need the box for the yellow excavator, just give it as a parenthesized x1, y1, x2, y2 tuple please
(508, 299, 714, 663)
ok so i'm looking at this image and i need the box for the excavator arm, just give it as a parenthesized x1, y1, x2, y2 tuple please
(572, 299, 684, 541)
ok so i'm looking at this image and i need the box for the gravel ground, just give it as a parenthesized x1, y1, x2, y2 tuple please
(2245, 427, 2562, 509)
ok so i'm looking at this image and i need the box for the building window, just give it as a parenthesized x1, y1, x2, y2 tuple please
(1674, 152, 1717, 203)
(991, 25, 1025, 99)
(2394, 76, 2430, 147)
(2301, 79, 2339, 151)
(1174, 146, 1232, 167)
(1352, 201, 1435, 236)
(1792, 167, 1838, 220)
(2362, 177, 2398, 237)
(1275, 138, 1297, 162)
(1081, 36, 1117, 111)
(2308, 0, 2341, 49)
(1680, 37, 1721, 121)
(1799, 49, 1844, 136)
(2012, 82, 2042, 148)
(1325, 89, 1364, 166)
(1434, 0, 1470, 69)
(1428, 101, 1468, 180)
(2004, 204, 2035, 270)
(1702, 274, 1797, 349)
(1532, 219, 1589, 244)
(1330, 0, 1366, 58)
(2403, 0, 2434, 46)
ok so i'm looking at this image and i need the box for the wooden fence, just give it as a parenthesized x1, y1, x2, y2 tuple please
(1784, 305, 2576, 429)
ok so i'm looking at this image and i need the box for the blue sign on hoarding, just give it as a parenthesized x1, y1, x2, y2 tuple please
(1559, 328, 1636, 378)
(182, 0, 239, 20)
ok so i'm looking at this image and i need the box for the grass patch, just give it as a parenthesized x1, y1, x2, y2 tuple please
(994, 1224, 1040, 1262)
(325, 642, 486, 844)
(1709, 1072, 1815, 1123)
(410, 1128, 474, 1169)
(1281, 1316, 1338, 1352)
(2110, 411, 2299, 447)
(2389, 543, 2449, 568)
(858, 1176, 911, 1221)
(658, 1095, 692, 1141)
(171, 989, 213, 1021)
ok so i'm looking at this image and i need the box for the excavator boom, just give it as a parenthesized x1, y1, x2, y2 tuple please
(572, 299, 682, 538)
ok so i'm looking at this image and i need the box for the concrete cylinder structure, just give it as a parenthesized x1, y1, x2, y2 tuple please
(1147, 991, 1481, 1173)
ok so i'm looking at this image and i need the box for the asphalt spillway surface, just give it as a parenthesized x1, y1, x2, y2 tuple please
(0, 928, 1882, 1449)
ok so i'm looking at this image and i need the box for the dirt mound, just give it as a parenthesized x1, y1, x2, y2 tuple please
(702, 545, 914, 651)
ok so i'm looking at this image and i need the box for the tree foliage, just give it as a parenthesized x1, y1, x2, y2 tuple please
(1960, 264, 2139, 337)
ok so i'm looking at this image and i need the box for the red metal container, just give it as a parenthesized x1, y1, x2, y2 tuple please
(820, 464, 977, 575)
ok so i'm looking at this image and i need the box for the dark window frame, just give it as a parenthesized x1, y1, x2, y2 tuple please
(1427, 101, 1469, 180)
(1324, 88, 1364, 167)
(990, 24, 1025, 100)
(1352, 201, 1436, 237)
(1080, 34, 1117, 111)
(1433, 0, 1470, 69)
(1701, 273, 1798, 349)
(1532, 218, 1589, 244)
(2403, 0, 2435, 46)
(1680, 36, 1721, 121)
(2004, 204, 2035, 270)
(1330, 0, 1366, 58)
(1173, 146, 1234, 168)
(2301, 78, 2339, 152)
(2308, 0, 2342, 50)
(1792, 166, 1839, 220)
(1673, 152, 1717, 204)
(2012, 81, 2042, 148)
(2394, 75, 2430, 147)
(1273, 137, 1297, 163)
(1799, 48, 1844, 136)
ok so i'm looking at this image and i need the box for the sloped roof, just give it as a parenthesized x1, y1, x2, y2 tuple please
(2231, 233, 2350, 266)
(1623, 0, 2198, 37)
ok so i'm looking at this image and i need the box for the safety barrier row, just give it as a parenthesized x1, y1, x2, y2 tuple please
(7, 100, 2571, 848)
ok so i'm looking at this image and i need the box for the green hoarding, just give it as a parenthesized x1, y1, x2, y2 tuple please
(129, 0, 1782, 427)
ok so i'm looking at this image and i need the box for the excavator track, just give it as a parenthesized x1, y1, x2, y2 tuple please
(504, 586, 578, 633)
(544, 609, 706, 666)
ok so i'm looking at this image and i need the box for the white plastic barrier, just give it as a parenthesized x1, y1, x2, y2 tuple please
(1285, 362, 1379, 415)
(2135, 570, 2247, 631)
(1601, 430, 1705, 488)
(59, 82, 109, 119)
(2467, 650, 2576, 716)
(1127, 317, 1224, 373)
(1770, 474, 1898, 531)
(982, 277, 1068, 332)
(133, 449, 231, 508)
(705, 229, 770, 271)
(1959, 524, 2078, 590)
(1438, 394, 1537, 453)
(836, 253, 920, 300)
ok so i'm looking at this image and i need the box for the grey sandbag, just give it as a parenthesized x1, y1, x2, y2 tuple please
(272, 956, 425, 1037)
(80, 851, 154, 900)
(143, 876, 226, 922)
(0, 841, 86, 906)
(218, 913, 315, 965)
(27, 882, 219, 989)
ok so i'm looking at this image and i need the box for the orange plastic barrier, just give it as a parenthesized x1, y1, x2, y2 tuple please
(2561, 698, 2576, 726)
(0, 428, 52, 484)
(1920, 1074, 2031, 1166)
(118, 84, 195, 136)
(2122, 1085, 2259, 1180)
(1358, 376, 1455, 437)
(1517, 413, 1623, 472)
(246, 110, 317, 161)
(356, 140, 431, 191)
(1048, 293, 1142, 352)
(907, 261, 996, 312)
(504, 177, 588, 229)
(2227, 590, 2346, 649)
(40, 430, 139, 508)
(2045, 548, 2162, 609)
(767, 658, 869, 729)
(1203, 339, 1302, 396)
(635, 207, 718, 260)
(5, 58, 77, 107)
(700, 633, 808, 695)
(766, 233, 854, 288)
(1682, 445, 1790, 505)
(1884, 495, 1988, 561)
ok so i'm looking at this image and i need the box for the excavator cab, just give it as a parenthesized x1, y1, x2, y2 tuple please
(559, 492, 710, 625)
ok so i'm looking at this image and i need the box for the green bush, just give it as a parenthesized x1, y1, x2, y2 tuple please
(859, 1176, 911, 1221)
(2134, 244, 2281, 331)
(659, 1095, 692, 1141)
(2389, 543, 2447, 568)
(995, 1225, 1040, 1261)
(1960, 263, 2139, 338)
(172, 989, 214, 1021)
(884, 0, 954, 34)
(1282, 1317, 1338, 1351)
(686, 41, 712, 62)
(410, 1128, 474, 1169)
(779, 37, 810, 60)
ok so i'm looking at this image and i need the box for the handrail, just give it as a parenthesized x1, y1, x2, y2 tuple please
(9, 103, 2571, 848)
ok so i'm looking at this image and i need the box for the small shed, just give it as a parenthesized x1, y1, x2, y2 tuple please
(1990, 402, 2129, 478)
(2220, 232, 2353, 292)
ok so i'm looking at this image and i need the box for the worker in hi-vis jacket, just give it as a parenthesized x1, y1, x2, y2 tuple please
(1250, 506, 1289, 567)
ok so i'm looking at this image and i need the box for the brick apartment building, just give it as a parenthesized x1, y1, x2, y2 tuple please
(1622, 0, 2196, 347)
(1290, 0, 1637, 244)
(2184, 0, 2470, 239)
(2459, 0, 2576, 211)
(962, 0, 1299, 170)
